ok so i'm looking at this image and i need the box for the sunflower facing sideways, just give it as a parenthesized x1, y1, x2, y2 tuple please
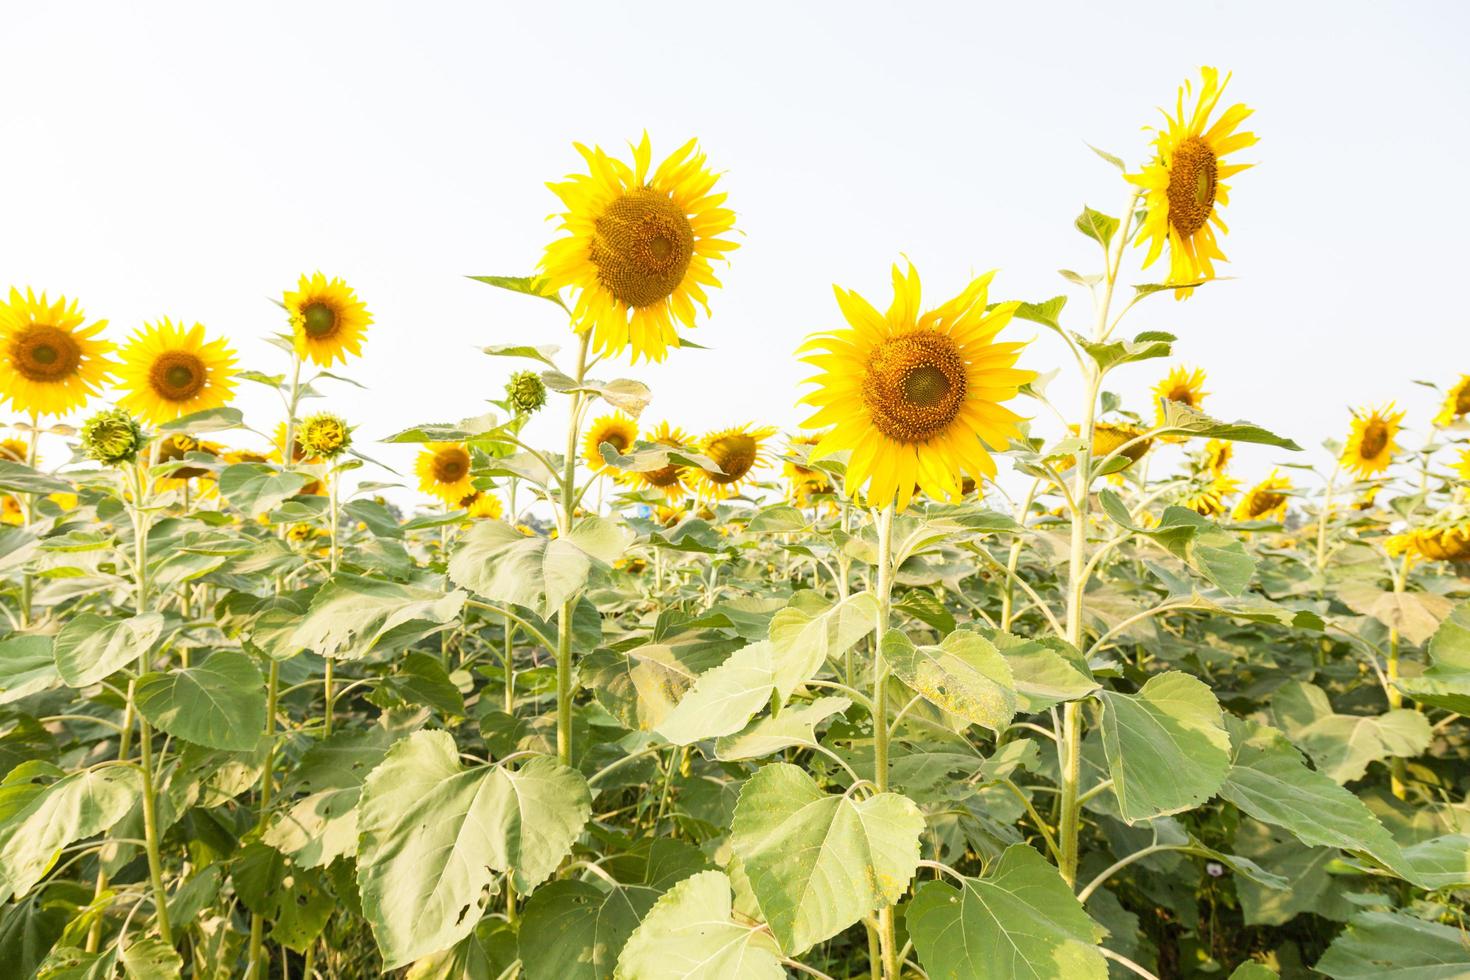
(539, 134, 738, 363)
(1233, 470, 1292, 522)
(1180, 471, 1240, 518)
(1340, 404, 1403, 478)
(457, 490, 504, 520)
(696, 424, 776, 501)
(1129, 67, 1257, 298)
(1434, 375, 1470, 427)
(582, 413, 640, 475)
(0, 288, 114, 417)
(799, 264, 1034, 511)
(115, 319, 237, 425)
(1152, 365, 1209, 437)
(622, 420, 693, 501)
(415, 442, 475, 505)
(784, 432, 834, 504)
(283, 273, 372, 367)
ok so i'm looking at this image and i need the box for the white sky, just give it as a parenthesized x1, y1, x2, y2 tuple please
(5, 1, 1467, 507)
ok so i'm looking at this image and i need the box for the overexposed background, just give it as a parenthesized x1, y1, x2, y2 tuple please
(4, 1, 1466, 508)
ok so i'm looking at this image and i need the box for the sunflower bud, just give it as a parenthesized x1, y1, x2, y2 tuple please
(80, 409, 147, 466)
(505, 371, 547, 415)
(298, 412, 352, 459)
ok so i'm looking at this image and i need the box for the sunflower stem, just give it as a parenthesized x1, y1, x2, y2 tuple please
(870, 502, 899, 980)
(556, 331, 592, 767)
(324, 466, 338, 737)
(19, 412, 38, 627)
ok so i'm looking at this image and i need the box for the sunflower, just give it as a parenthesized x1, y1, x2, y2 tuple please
(1059, 422, 1152, 473)
(0, 289, 114, 417)
(1458, 449, 1470, 482)
(696, 424, 777, 501)
(623, 421, 692, 501)
(1180, 472, 1240, 518)
(1233, 470, 1291, 521)
(271, 422, 320, 466)
(1153, 365, 1209, 438)
(457, 490, 504, 520)
(1390, 521, 1470, 564)
(0, 495, 21, 525)
(1129, 67, 1257, 298)
(1203, 438, 1232, 474)
(583, 413, 639, 473)
(539, 134, 738, 363)
(784, 432, 834, 504)
(1340, 404, 1403, 478)
(799, 264, 1034, 510)
(156, 435, 223, 498)
(415, 442, 475, 505)
(0, 437, 30, 464)
(283, 273, 372, 367)
(655, 504, 687, 527)
(1435, 376, 1470, 427)
(115, 319, 237, 425)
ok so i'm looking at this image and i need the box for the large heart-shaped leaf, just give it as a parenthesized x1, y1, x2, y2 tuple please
(0, 767, 141, 903)
(908, 844, 1108, 980)
(134, 650, 267, 751)
(449, 517, 631, 617)
(1315, 909, 1470, 979)
(655, 642, 777, 746)
(0, 635, 59, 704)
(54, 613, 164, 688)
(767, 592, 877, 702)
(880, 628, 1017, 732)
(262, 728, 393, 868)
(290, 574, 465, 661)
(613, 871, 782, 980)
(730, 762, 923, 954)
(357, 731, 590, 968)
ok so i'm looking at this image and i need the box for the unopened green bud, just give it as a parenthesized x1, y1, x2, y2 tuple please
(506, 371, 547, 415)
(81, 409, 147, 466)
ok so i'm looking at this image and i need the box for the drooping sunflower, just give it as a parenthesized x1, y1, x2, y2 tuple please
(283, 273, 372, 367)
(696, 424, 777, 501)
(1434, 375, 1470, 427)
(457, 490, 504, 520)
(539, 134, 738, 363)
(799, 264, 1034, 510)
(1129, 67, 1257, 298)
(156, 435, 223, 498)
(582, 413, 640, 474)
(115, 319, 237, 425)
(0, 436, 30, 463)
(1389, 519, 1470, 564)
(623, 421, 692, 501)
(1180, 472, 1240, 518)
(1233, 470, 1292, 522)
(0, 289, 114, 417)
(1340, 404, 1403, 478)
(415, 442, 475, 505)
(1059, 422, 1152, 474)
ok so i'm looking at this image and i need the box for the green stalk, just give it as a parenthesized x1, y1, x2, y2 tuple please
(870, 503, 898, 979)
(128, 463, 173, 945)
(19, 412, 39, 627)
(556, 333, 592, 766)
(324, 467, 339, 737)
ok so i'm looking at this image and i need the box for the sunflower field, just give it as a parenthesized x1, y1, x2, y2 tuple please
(1, 66, 1468, 980)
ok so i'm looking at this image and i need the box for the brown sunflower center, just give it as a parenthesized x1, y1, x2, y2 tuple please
(432, 448, 470, 484)
(590, 188, 695, 309)
(302, 302, 339, 339)
(605, 432, 631, 453)
(645, 462, 682, 487)
(10, 325, 81, 383)
(1166, 385, 1198, 407)
(706, 435, 758, 485)
(1166, 136, 1218, 238)
(149, 351, 208, 401)
(1247, 491, 1284, 518)
(1456, 388, 1470, 415)
(1359, 421, 1390, 459)
(862, 332, 968, 444)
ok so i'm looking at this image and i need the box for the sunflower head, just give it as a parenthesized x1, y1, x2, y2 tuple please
(1434, 376, 1470, 427)
(299, 412, 352, 459)
(115, 319, 237, 425)
(0, 437, 30, 464)
(1152, 365, 1209, 440)
(284, 273, 372, 367)
(1415, 523, 1470, 563)
(1059, 422, 1152, 474)
(457, 490, 504, 520)
(505, 371, 548, 415)
(1128, 67, 1257, 298)
(799, 264, 1035, 511)
(784, 432, 835, 504)
(583, 413, 640, 473)
(0, 288, 114, 417)
(624, 420, 692, 501)
(1180, 471, 1240, 517)
(695, 424, 777, 501)
(157, 434, 222, 482)
(415, 442, 475, 505)
(1340, 404, 1403, 479)
(1232, 470, 1292, 522)
(80, 409, 148, 466)
(539, 134, 738, 363)
(1203, 439, 1233, 474)
(1, 495, 21, 525)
